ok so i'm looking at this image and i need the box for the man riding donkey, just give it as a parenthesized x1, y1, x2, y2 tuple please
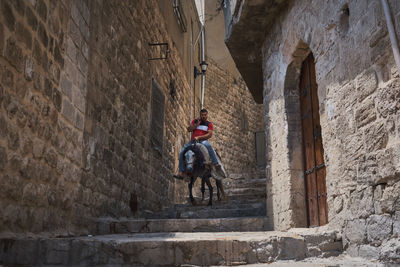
(173, 108, 225, 180)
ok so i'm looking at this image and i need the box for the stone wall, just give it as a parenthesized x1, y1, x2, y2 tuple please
(0, 0, 196, 236)
(261, 0, 400, 262)
(80, 0, 195, 228)
(0, 0, 79, 235)
(205, 59, 265, 178)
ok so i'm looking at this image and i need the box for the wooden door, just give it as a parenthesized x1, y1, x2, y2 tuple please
(299, 54, 328, 227)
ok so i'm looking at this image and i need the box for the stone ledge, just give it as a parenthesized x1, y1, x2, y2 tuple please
(95, 217, 270, 235)
(0, 230, 342, 266)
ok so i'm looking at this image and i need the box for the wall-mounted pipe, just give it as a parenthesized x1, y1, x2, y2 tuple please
(381, 0, 400, 75)
(200, 26, 206, 108)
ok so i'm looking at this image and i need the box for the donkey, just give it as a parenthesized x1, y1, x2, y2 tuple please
(183, 143, 225, 206)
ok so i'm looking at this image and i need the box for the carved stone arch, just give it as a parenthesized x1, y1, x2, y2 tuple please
(283, 40, 312, 227)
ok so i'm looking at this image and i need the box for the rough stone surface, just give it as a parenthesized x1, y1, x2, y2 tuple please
(0, 230, 342, 266)
(205, 60, 265, 178)
(0, 0, 263, 237)
(225, 0, 400, 263)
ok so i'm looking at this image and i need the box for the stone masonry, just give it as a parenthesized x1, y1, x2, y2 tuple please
(0, 0, 265, 238)
(225, 0, 400, 263)
(0, 0, 194, 236)
(205, 58, 265, 178)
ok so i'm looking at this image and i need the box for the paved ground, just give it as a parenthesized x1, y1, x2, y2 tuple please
(234, 254, 388, 267)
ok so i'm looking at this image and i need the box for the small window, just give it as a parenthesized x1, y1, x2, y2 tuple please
(150, 79, 165, 154)
(255, 131, 266, 168)
(239, 109, 249, 132)
(173, 0, 187, 33)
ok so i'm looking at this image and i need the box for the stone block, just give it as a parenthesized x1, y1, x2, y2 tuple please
(66, 36, 77, 63)
(17, 106, 28, 128)
(7, 124, 20, 151)
(77, 51, 88, 74)
(379, 182, 400, 214)
(81, 2, 90, 25)
(0, 112, 8, 138)
(344, 219, 366, 244)
(44, 78, 53, 99)
(16, 22, 32, 50)
(79, 18, 90, 42)
(1, 1, 16, 31)
(76, 71, 87, 93)
(0, 146, 7, 170)
(355, 70, 377, 102)
(2, 67, 14, 88)
(25, 56, 35, 81)
(44, 147, 57, 168)
(354, 97, 376, 129)
(5, 37, 24, 72)
(60, 73, 72, 99)
(11, 0, 25, 15)
(71, 3, 83, 27)
(22, 183, 39, 206)
(65, 58, 77, 81)
(0, 82, 4, 105)
(0, 23, 4, 55)
(52, 88, 62, 112)
(54, 42, 64, 66)
(36, 0, 47, 21)
(375, 85, 400, 119)
(49, 60, 60, 84)
(82, 40, 89, 60)
(61, 97, 75, 124)
(37, 22, 48, 48)
(349, 187, 374, 219)
(72, 86, 86, 113)
(380, 239, 400, 263)
(69, 20, 82, 48)
(358, 244, 380, 259)
(363, 122, 388, 153)
(32, 138, 44, 159)
(367, 214, 392, 245)
(394, 211, 400, 237)
(33, 39, 42, 66)
(41, 46, 48, 72)
(75, 110, 84, 130)
(26, 6, 38, 31)
(48, 13, 60, 36)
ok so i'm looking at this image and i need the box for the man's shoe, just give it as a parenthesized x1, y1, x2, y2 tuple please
(214, 163, 222, 170)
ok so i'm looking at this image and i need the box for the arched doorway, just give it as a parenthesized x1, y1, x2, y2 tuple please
(299, 53, 328, 227)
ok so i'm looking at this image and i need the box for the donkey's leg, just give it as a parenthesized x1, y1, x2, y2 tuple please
(216, 180, 226, 201)
(205, 176, 213, 206)
(201, 178, 206, 201)
(188, 177, 195, 204)
(216, 179, 221, 201)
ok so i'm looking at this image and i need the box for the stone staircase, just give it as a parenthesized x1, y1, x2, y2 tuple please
(0, 175, 345, 266)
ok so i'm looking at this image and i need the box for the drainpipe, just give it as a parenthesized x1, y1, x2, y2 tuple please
(200, 26, 206, 108)
(381, 0, 400, 74)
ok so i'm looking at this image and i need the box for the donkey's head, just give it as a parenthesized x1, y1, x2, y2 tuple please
(184, 149, 195, 173)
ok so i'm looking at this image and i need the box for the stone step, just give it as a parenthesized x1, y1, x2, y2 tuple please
(225, 187, 266, 197)
(225, 193, 266, 201)
(144, 204, 266, 219)
(95, 217, 270, 235)
(0, 229, 342, 266)
(142, 199, 266, 219)
(172, 199, 265, 211)
(223, 178, 267, 188)
(178, 206, 265, 219)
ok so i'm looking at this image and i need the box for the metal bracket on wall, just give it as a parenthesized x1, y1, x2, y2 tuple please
(148, 42, 170, 60)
